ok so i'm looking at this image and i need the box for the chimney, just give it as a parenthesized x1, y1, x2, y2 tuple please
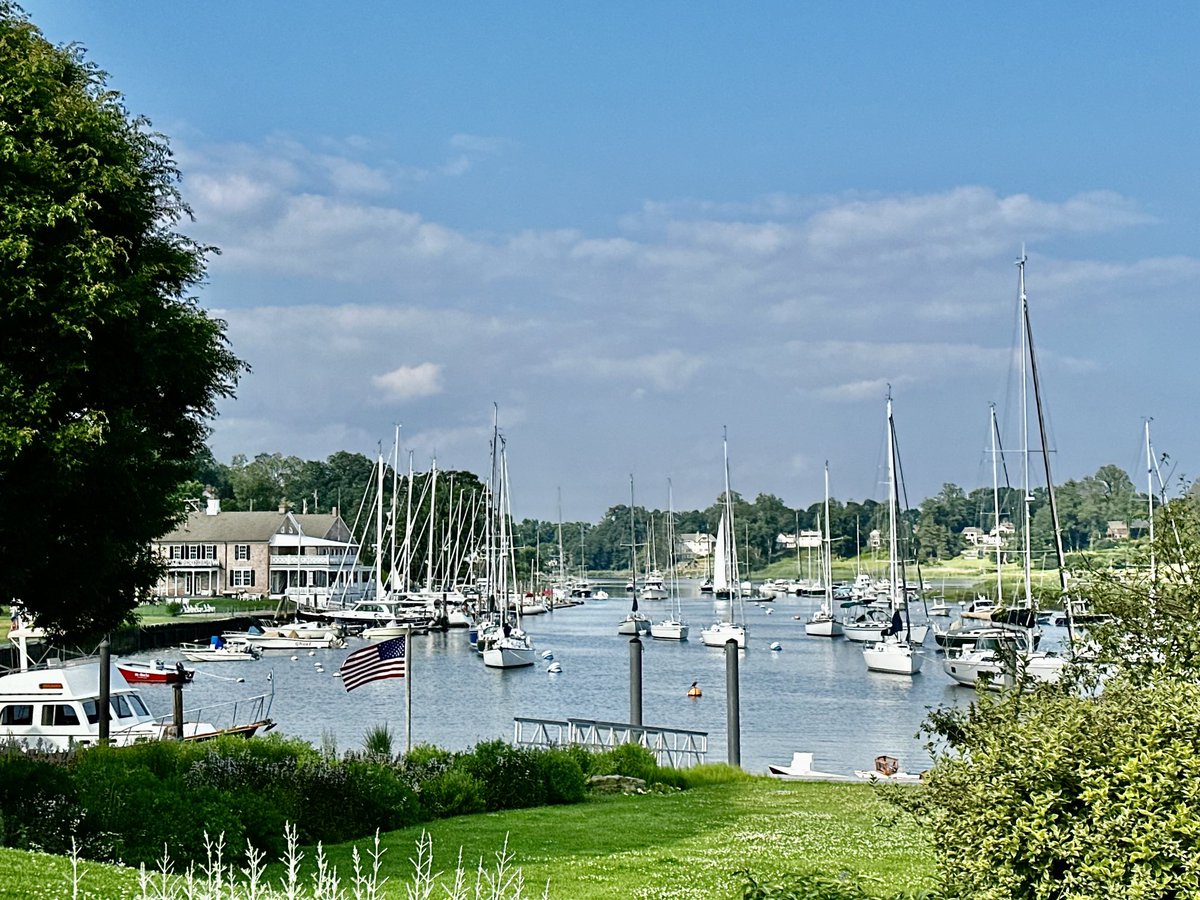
(278, 502, 287, 514)
(203, 486, 220, 516)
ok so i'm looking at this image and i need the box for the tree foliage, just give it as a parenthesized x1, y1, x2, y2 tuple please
(919, 494, 1200, 898)
(0, 6, 243, 639)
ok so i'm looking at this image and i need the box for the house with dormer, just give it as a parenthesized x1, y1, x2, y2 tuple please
(152, 496, 374, 606)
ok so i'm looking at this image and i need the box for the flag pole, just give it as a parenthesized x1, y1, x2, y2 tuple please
(405, 624, 412, 753)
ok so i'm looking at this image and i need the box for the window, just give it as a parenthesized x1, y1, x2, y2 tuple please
(234, 544, 251, 561)
(129, 695, 149, 716)
(0, 704, 33, 726)
(113, 696, 133, 719)
(41, 704, 80, 727)
(82, 699, 100, 724)
(232, 569, 256, 587)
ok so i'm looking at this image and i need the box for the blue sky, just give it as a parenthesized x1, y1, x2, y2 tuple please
(21, 2, 1200, 521)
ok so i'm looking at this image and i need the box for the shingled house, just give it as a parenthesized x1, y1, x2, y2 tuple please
(152, 496, 373, 606)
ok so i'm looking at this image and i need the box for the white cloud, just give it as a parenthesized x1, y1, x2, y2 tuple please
(372, 363, 444, 400)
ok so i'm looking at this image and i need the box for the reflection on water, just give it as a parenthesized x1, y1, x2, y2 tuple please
(137, 584, 1033, 776)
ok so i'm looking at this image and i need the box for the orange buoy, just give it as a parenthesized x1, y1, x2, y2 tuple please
(687, 681, 702, 698)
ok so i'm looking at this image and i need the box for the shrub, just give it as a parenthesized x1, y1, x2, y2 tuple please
(71, 746, 245, 867)
(537, 748, 587, 804)
(459, 740, 547, 811)
(590, 742, 658, 784)
(0, 752, 81, 854)
(419, 768, 487, 818)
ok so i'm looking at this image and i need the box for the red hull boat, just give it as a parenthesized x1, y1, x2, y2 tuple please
(115, 659, 195, 685)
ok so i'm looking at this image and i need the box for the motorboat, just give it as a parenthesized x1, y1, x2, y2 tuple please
(115, 658, 195, 685)
(180, 638, 261, 662)
(0, 661, 273, 751)
(853, 754, 923, 784)
(768, 752, 853, 782)
(222, 622, 345, 650)
(942, 630, 1065, 689)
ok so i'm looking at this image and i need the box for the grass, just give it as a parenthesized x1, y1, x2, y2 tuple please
(0, 779, 935, 899)
(267, 779, 935, 899)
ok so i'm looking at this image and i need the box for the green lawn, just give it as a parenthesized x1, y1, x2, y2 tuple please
(0, 779, 936, 899)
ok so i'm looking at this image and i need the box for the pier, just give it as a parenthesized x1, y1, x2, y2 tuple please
(513, 716, 708, 768)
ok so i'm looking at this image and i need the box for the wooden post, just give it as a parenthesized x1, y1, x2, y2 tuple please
(98, 637, 111, 745)
(172, 679, 185, 739)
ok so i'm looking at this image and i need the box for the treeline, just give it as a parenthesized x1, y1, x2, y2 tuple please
(184, 450, 1166, 577)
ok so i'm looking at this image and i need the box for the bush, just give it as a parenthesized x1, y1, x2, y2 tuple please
(590, 743, 658, 784)
(71, 746, 245, 867)
(459, 740, 547, 811)
(0, 752, 81, 854)
(537, 748, 587, 804)
(678, 762, 757, 788)
(419, 768, 487, 818)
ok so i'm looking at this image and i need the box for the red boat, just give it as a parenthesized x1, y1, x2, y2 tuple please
(115, 659, 195, 685)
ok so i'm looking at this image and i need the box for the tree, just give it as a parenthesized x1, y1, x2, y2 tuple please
(0, 7, 244, 640)
(918, 494, 1200, 897)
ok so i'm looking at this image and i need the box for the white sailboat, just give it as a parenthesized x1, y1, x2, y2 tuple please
(702, 429, 747, 648)
(481, 410, 536, 669)
(651, 479, 689, 641)
(863, 392, 924, 676)
(618, 476, 652, 636)
(805, 463, 844, 638)
(943, 253, 1066, 688)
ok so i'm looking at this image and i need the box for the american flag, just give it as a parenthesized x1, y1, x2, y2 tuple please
(339, 636, 407, 692)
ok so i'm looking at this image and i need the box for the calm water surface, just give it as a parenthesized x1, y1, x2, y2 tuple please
(137, 583, 1066, 776)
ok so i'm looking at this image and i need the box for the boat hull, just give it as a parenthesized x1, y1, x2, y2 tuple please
(863, 640, 923, 675)
(700, 623, 746, 648)
(649, 621, 689, 641)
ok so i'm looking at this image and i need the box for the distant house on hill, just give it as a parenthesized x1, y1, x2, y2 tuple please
(776, 530, 821, 550)
(152, 496, 373, 606)
(676, 532, 715, 560)
(1106, 520, 1131, 541)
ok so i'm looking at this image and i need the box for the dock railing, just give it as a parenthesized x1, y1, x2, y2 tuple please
(513, 716, 707, 768)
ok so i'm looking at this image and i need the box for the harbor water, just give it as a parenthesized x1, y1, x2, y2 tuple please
(135, 584, 1065, 777)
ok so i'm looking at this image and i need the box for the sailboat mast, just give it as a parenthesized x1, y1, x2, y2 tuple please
(1146, 419, 1156, 594)
(990, 404, 1003, 605)
(1019, 254, 1033, 608)
(886, 395, 899, 610)
(375, 450, 385, 600)
(823, 462, 833, 614)
(723, 427, 739, 594)
(629, 475, 639, 610)
(1021, 257, 1070, 593)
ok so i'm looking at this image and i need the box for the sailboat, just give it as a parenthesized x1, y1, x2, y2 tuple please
(651, 479, 689, 641)
(480, 409, 536, 669)
(943, 253, 1066, 688)
(618, 476, 652, 635)
(805, 463, 844, 637)
(702, 430, 747, 648)
(862, 392, 924, 675)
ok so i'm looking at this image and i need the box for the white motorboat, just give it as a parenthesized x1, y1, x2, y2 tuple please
(853, 754, 923, 784)
(180, 639, 261, 662)
(0, 660, 272, 751)
(768, 751, 853, 781)
(942, 630, 1065, 689)
(223, 622, 345, 650)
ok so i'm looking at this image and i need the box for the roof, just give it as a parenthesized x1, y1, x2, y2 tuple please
(157, 511, 348, 543)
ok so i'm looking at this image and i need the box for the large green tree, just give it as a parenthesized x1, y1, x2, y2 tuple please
(0, 7, 243, 639)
